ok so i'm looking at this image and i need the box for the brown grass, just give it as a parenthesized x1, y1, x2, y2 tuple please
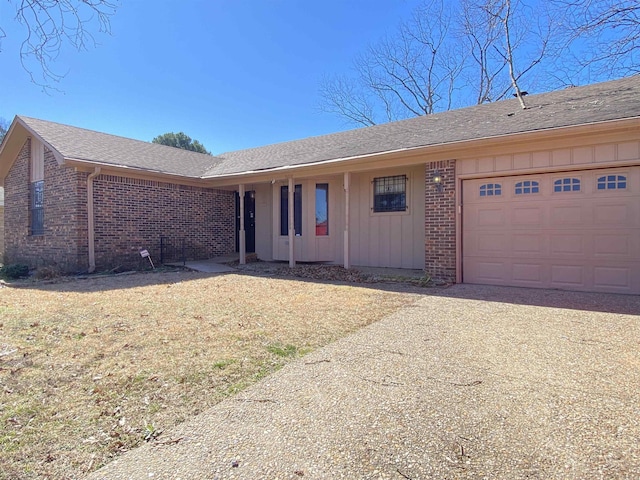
(0, 269, 421, 479)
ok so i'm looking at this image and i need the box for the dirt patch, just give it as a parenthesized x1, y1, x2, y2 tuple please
(230, 261, 441, 287)
(0, 269, 422, 479)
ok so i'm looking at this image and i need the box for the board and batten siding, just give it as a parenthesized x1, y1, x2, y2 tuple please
(253, 183, 273, 262)
(271, 176, 343, 263)
(457, 140, 640, 177)
(349, 165, 426, 269)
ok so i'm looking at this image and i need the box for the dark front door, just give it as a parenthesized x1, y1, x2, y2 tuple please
(235, 191, 256, 253)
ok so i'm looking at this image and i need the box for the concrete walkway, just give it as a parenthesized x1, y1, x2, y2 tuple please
(172, 259, 236, 274)
(87, 284, 640, 479)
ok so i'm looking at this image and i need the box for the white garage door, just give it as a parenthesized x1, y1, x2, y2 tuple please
(463, 167, 640, 294)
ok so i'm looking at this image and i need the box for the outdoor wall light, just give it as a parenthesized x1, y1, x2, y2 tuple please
(433, 169, 444, 192)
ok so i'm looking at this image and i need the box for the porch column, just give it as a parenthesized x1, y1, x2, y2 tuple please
(344, 172, 351, 269)
(288, 176, 295, 268)
(239, 184, 246, 265)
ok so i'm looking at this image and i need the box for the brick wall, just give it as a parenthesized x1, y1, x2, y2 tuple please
(4, 139, 88, 271)
(92, 175, 235, 271)
(425, 160, 456, 282)
(4, 139, 236, 272)
(0, 206, 4, 260)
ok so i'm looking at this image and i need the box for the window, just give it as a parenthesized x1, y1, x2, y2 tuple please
(597, 175, 626, 190)
(315, 184, 329, 236)
(31, 180, 44, 235)
(554, 178, 581, 192)
(373, 175, 406, 212)
(479, 183, 501, 196)
(515, 180, 539, 195)
(30, 139, 45, 236)
(280, 185, 302, 236)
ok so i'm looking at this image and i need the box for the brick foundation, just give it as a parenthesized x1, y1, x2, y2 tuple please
(425, 160, 456, 282)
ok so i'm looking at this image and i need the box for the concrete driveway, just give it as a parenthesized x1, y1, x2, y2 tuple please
(87, 284, 640, 479)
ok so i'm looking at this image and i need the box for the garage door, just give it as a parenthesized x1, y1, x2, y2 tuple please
(462, 167, 640, 294)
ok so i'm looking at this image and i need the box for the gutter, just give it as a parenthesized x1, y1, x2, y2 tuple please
(87, 167, 101, 273)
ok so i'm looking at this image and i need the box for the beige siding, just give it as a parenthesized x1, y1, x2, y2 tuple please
(253, 183, 273, 261)
(272, 176, 343, 262)
(349, 165, 425, 269)
(30, 139, 44, 182)
(458, 140, 640, 177)
(267, 167, 425, 269)
(462, 167, 640, 293)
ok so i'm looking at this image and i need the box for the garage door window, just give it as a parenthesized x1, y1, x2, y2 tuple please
(479, 183, 501, 196)
(515, 180, 539, 195)
(554, 178, 581, 192)
(597, 175, 626, 190)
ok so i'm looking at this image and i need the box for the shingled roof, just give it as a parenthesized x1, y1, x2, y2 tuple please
(8, 75, 640, 180)
(16, 116, 223, 178)
(207, 75, 640, 177)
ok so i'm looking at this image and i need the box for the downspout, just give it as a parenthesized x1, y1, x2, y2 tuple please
(87, 167, 101, 273)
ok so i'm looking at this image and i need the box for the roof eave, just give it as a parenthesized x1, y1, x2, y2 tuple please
(201, 116, 640, 184)
(63, 158, 215, 186)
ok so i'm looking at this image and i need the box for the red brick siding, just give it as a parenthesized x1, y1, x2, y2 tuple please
(425, 160, 456, 282)
(4, 139, 87, 271)
(92, 175, 235, 271)
(4, 140, 235, 272)
(0, 206, 4, 259)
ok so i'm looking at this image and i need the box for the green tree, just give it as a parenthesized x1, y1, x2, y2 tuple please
(152, 132, 211, 155)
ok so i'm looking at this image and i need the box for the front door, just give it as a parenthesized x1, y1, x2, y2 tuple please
(235, 191, 256, 253)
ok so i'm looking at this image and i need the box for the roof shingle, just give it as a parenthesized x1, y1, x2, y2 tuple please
(19, 116, 222, 178)
(15, 75, 640, 180)
(208, 75, 640, 176)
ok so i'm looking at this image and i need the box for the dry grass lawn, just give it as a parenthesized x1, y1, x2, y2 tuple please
(0, 269, 421, 479)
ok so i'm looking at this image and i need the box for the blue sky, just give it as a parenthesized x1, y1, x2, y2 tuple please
(0, 1, 423, 154)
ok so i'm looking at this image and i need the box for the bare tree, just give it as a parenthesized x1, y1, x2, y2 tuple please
(0, 117, 9, 144)
(319, 0, 463, 126)
(0, 1, 118, 90)
(551, 0, 640, 80)
(458, 0, 555, 105)
(458, 0, 507, 104)
(501, 0, 528, 108)
(320, 0, 560, 126)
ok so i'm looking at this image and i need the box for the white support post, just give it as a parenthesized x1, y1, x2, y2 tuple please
(239, 184, 246, 265)
(344, 172, 351, 269)
(288, 177, 295, 268)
